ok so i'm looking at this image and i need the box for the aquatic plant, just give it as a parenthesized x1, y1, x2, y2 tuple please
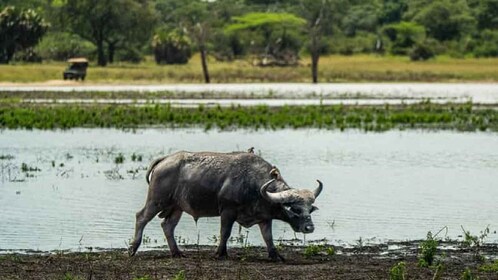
(461, 225, 490, 261)
(418, 231, 439, 267)
(303, 243, 335, 258)
(479, 260, 498, 272)
(1, 102, 496, 132)
(461, 268, 478, 280)
(389, 261, 406, 280)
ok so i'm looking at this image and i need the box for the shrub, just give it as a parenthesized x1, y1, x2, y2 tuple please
(409, 42, 435, 61)
(35, 32, 96, 61)
(389, 262, 406, 280)
(473, 30, 498, 58)
(383, 21, 426, 55)
(116, 47, 143, 63)
(152, 28, 192, 65)
(418, 231, 439, 267)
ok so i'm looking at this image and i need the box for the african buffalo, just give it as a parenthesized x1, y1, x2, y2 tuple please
(129, 151, 323, 260)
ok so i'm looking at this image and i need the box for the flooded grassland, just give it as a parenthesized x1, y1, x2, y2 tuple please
(1, 85, 498, 279)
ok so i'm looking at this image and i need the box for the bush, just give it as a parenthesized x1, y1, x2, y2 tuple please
(212, 32, 246, 61)
(35, 32, 96, 61)
(383, 21, 426, 55)
(116, 47, 143, 63)
(473, 30, 498, 57)
(152, 29, 192, 65)
(409, 42, 435, 61)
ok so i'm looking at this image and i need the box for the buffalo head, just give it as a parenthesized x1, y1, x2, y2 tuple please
(260, 178, 323, 233)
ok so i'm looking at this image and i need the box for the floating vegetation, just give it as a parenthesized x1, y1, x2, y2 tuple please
(0, 102, 496, 132)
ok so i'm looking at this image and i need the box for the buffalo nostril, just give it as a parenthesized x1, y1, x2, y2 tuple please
(305, 225, 314, 232)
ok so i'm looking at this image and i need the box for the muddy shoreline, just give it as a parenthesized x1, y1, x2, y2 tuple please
(1, 241, 497, 279)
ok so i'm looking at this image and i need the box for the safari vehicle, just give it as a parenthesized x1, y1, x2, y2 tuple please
(63, 58, 88, 81)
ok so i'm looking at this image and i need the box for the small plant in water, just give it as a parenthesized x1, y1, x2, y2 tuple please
(461, 268, 478, 280)
(173, 270, 186, 280)
(418, 231, 439, 267)
(479, 259, 498, 272)
(132, 276, 152, 280)
(389, 261, 406, 280)
(461, 225, 489, 261)
(114, 153, 125, 164)
(303, 244, 335, 258)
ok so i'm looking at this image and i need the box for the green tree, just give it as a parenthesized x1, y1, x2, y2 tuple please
(409, 0, 476, 41)
(379, 0, 407, 24)
(298, 0, 338, 83)
(226, 12, 305, 65)
(0, 6, 49, 63)
(475, 0, 498, 30)
(63, 0, 156, 66)
(383, 21, 425, 54)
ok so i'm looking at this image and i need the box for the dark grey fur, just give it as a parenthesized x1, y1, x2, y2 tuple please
(129, 151, 322, 261)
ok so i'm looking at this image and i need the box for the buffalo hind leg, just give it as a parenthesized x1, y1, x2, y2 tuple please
(215, 210, 237, 259)
(129, 202, 160, 256)
(259, 221, 285, 261)
(161, 209, 184, 257)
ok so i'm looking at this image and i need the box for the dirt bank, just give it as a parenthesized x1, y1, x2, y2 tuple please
(1, 242, 497, 280)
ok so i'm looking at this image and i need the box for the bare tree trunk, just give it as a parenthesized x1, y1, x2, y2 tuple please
(200, 46, 210, 84)
(107, 43, 115, 64)
(311, 50, 319, 84)
(96, 39, 107, 66)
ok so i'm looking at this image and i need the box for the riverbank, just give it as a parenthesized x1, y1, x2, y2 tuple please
(2, 55, 498, 84)
(1, 242, 497, 280)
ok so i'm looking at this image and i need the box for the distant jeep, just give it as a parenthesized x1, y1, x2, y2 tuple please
(63, 58, 88, 81)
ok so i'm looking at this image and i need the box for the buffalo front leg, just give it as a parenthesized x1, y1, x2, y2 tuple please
(259, 221, 285, 261)
(215, 210, 237, 259)
(161, 209, 184, 257)
(129, 202, 160, 256)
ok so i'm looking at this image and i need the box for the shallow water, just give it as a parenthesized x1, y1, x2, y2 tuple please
(1, 128, 497, 252)
(3, 83, 498, 103)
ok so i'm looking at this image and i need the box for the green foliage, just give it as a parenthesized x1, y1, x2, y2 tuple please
(461, 226, 489, 260)
(152, 29, 192, 64)
(132, 276, 152, 280)
(1, 102, 497, 131)
(173, 270, 186, 280)
(226, 12, 306, 33)
(303, 244, 335, 258)
(114, 153, 125, 164)
(418, 231, 439, 267)
(35, 32, 96, 61)
(461, 268, 478, 280)
(389, 261, 406, 280)
(473, 30, 498, 57)
(411, 0, 476, 41)
(0, 6, 49, 63)
(479, 260, 498, 272)
(63, 0, 156, 66)
(383, 21, 425, 55)
(409, 42, 435, 61)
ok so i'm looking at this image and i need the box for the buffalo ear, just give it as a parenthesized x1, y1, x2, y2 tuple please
(270, 166, 281, 180)
(310, 206, 319, 213)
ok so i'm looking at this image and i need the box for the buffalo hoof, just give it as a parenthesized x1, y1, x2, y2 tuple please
(268, 251, 285, 262)
(171, 251, 186, 258)
(214, 252, 229, 260)
(128, 246, 137, 257)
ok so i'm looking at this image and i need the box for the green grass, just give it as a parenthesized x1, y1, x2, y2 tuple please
(2, 55, 498, 83)
(0, 102, 496, 131)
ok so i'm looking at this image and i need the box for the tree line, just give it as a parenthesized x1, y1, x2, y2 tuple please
(1, 0, 497, 83)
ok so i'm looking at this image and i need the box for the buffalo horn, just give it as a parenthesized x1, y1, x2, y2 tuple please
(314, 180, 323, 198)
(260, 179, 292, 204)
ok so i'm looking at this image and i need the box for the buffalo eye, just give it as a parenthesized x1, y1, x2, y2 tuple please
(291, 207, 302, 215)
